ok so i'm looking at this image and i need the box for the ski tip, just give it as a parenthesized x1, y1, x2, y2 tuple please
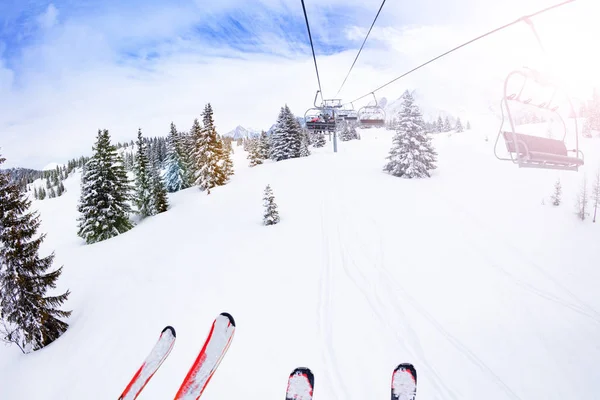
(394, 363, 417, 383)
(162, 325, 176, 337)
(220, 312, 235, 327)
(290, 367, 314, 386)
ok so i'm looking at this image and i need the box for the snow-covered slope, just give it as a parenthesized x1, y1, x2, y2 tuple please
(1, 127, 599, 400)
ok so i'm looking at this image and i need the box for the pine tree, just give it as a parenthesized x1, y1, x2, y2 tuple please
(383, 90, 437, 178)
(49, 186, 56, 198)
(164, 122, 188, 192)
(300, 129, 311, 157)
(551, 178, 562, 206)
(33, 186, 39, 200)
(466, 120, 471, 130)
(313, 131, 326, 147)
(437, 116, 443, 132)
(247, 138, 263, 167)
(270, 105, 303, 161)
(150, 151, 169, 214)
(77, 129, 133, 244)
(39, 188, 46, 200)
(0, 154, 71, 353)
(217, 135, 234, 183)
(193, 104, 225, 193)
(575, 176, 588, 221)
(592, 170, 600, 222)
(133, 129, 154, 218)
(455, 118, 464, 133)
(443, 116, 452, 132)
(263, 184, 280, 226)
(258, 131, 270, 159)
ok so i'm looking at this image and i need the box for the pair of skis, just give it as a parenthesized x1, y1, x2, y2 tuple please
(285, 363, 417, 400)
(118, 312, 235, 400)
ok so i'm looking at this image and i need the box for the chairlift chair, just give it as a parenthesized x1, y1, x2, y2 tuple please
(358, 93, 386, 128)
(304, 90, 336, 133)
(494, 67, 584, 171)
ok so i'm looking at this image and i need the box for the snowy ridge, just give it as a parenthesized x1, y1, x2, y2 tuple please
(223, 125, 260, 140)
(0, 124, 599, 399)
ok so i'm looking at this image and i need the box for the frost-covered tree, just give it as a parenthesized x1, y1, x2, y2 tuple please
(133, 129, 154, 218)
(466, 120, 471, 130)
(575, 176, 588, 221)
(383, 90, 437, 178)
(217, 134, 234, 183)
(313, 130, 326, 147)
(258, 131, 270, 159)
(0, 154, 71, 353)
(263, 184, 280, 226)
(270, 105, 303, 161)
(443, 116, 452, 132)
(300, 129, 311, 157)
(592, 170, 600, 222)
(77, 129, 133, 244)
(437, 116, 443, 132)
(192, 104, 226, 193)
(164, 122, 189, 192)
(148, 148, 169, 214)
(247, 138, 263, 167)
(455, 118, 464, 133)
(551, 178, 562, 206)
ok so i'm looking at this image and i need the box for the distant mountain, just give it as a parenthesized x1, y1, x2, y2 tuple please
(223, 125, 260, 140)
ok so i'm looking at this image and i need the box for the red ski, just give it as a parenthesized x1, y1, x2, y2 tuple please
(391, 363, 417, 400)
(119, 326, 176, 400)
(174, 312, 236, 400)
(285, 367, 314, 400)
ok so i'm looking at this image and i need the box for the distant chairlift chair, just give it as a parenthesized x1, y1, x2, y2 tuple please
(358, 93, 386, 128)
(304, 91, 337, 133)
(494, 68, 584, 171)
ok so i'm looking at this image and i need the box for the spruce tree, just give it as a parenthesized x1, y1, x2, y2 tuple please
(300, 129, 311, 157)
(247, 138, 263, 167)
(0, 154, 71, 352)
(150, 151, 169, 214)
(193, 104, 224, 193)
(313, 131, 326, 147)
(437, 116, 443, 132)
(551, 178, 562, 206)
(164, 122, 188, 192)
(466, 120, 471, 130)
(263, 184, 280, 226)
(217, 134, 234, 183)
(33, 186, 39, 200)
(270, 105, 303, 161)
(133, 129, 154, 218)
(77, 129, 133, 244)
(455, 118, 464, 132)
(258, 131, 270, 159)
(383, 90, 437, 178)
(443, 116, 452, 132)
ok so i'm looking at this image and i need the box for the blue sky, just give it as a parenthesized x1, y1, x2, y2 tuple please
(0, 0, 596, 168)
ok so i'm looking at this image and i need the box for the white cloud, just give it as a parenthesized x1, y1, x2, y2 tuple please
(1, 0, 598, 168)
(36, 4, 59, 29)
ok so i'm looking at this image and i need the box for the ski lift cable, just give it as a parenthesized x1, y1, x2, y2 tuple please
(301, 0, 325, 104)
(334, 0, 388, 98)
(343, 0, 576, 106)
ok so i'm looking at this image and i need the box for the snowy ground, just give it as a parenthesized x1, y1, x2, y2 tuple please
(1, 125, 599, 399)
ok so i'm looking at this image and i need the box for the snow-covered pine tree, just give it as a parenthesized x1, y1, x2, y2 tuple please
(0, 154, 71, 352)
(551, 178, 562, 206)
(338, 120, 351, 141)
(164, 122, 188, 192)
(300, 129, 311, 157)
(133, 129, 154, 218)
(217, 134, 234, 183)
(193, 103, 224, 193)
(247, 138, 263, 167)
(455, 118, 464, 132)
(263, 184, 280, 226)
(313, 130, 326, 147)
(77, 129, 133, 244)
(383, 90, 437, 178)
(466, 120, 471, 130)
(592, 170, 600, 222)
(270, 106, 294, 161)
(443, 116, 452, 132)
(150, 150, 169, 214)
(33, 186, 39, 200)
(437, 116, 443, 132)
(575, 176, 588, 221)
(258, 130, 270, 159)
(285, 105, 303, 157)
